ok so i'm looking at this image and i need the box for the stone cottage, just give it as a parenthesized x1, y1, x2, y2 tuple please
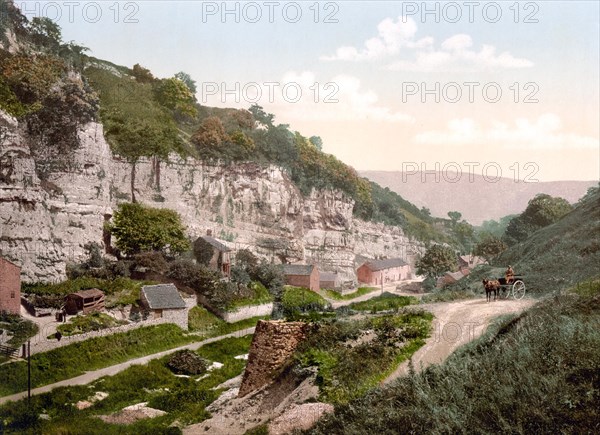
(140, 284, 189, 329)
(282, 264, 320, 292)
(196, 231, 232, 277)
(357, 258, 411, 286)
(0, 257, 21, 315)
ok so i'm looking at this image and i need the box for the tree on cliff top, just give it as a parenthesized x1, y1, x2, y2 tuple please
(109, 202, 190, 256)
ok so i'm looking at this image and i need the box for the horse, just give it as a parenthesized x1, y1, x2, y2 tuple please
(482, 278, 500, 302)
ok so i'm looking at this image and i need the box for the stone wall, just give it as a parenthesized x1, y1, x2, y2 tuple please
(238, 320, 309, 397)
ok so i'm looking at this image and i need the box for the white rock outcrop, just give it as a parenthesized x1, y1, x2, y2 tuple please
(0, 110, 422, 282)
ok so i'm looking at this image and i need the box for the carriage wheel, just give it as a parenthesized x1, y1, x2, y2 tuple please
(512, 280, 526, 300)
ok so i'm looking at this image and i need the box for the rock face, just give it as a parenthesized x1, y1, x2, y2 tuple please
(238, 320, 309, 397)
(0, 111, 423, 282)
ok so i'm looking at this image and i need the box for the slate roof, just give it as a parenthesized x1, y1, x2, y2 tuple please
(282, 264, 315, 276)
(199, 236, 231, 252)
(361, 258, 408, 271)
(141, 284, 186, 310)
(444, 271, 465, 282)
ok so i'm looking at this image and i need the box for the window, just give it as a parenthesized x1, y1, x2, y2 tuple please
(10, 291, 15, 299)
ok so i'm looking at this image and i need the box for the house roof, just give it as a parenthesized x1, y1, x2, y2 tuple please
(444, 271, 465, 282)
(319, 272, 338, 282)
(71, 288, 104, 299)
(141, 284, 186, 310)
(459, 255, 486, 265)
(282, 264, 315, 276)
(361, 258, 408, 271)
(199, 236, 231, 252)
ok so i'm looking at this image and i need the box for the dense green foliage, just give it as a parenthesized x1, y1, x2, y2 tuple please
(281, 286, 331, 319)
(503, 193, 573, 246)
(0, 313, 38, 351)
(0, 336, 253, 433)
(416, 245, 457, 279)
(321, 286, 378, 301)
(473, 235, 508, 262)
(0, 324, 195, 397)
(110, 202, 190, 256)
(477, 214, 516, 239)
(187, 306, 268, 336)
(347, 292, 418, 313)
(309, 283, 600, 434)
(22, 276, 146, 308)
(56, 312, 127, 337)
(296, 312, 432, 404)
(193, 237, 214, 266)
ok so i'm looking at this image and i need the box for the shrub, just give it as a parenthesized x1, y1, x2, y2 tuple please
(132, 251, 168, 274)
(167, 259, 219, 292)
(167, 349, 209, 375)
(193, 237, 214, 266)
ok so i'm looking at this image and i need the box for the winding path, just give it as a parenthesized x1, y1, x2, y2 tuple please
(0, 327, 255, 406)
(384, 298, 536, 383)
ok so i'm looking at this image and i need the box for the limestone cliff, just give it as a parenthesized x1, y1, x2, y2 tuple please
(0, 110, 422, 282)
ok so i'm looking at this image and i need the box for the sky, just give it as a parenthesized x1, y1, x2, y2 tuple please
(16, 0, 600, 181)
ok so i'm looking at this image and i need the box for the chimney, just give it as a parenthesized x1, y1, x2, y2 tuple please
(206, 229, 212, 237)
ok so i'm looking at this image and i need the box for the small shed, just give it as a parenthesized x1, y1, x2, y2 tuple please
(140, 284, 188, 329)
(282, 264, 320, 292)
(0, 257, 21, 315)
(357, 258, 411, 286)
(64, 289, 105, 315)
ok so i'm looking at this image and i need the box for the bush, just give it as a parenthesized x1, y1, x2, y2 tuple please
(167, 259, 219, 292)
(132, 251, 168, 274)
(193, 237, 214, 266)
(282, 287, 330, 319)
(167, 349, 209, 375)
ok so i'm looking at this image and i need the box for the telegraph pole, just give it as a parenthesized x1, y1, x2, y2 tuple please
(27, 340, 31, 404)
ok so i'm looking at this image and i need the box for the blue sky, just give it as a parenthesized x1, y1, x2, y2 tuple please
(17, 1, 600, 181)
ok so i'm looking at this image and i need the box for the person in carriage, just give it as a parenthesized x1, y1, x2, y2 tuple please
(505, 265, 515, 284)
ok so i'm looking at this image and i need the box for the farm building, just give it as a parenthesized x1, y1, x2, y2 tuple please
(141, 284, 188, 329)
(458, 255, 487, 271)
(319, 272, 339, 290)
(357, 258, 411, 286)
(0, 257, 21, 315)
(64, 289, 105, 315)
(282, 264, 320, 292)
(437, 271, 467, 288)
(196, 231, 232, 277)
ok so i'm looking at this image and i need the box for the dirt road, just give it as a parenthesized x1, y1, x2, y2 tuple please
(384, 298, 536, 383)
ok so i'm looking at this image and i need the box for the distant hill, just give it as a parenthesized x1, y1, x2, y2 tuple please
(360, 171, 596, 225)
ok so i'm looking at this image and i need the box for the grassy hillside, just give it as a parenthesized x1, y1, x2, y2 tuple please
(494, 188, 600, 293)
(309, 280, 600, 434)
(441, 188, 599, 296)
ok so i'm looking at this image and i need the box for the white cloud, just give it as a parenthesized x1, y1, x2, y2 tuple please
(273, 71, 415, 123)
(415, 114, 598, 150)
(322, 17, 533, 72)
(320, 16, 418, 61)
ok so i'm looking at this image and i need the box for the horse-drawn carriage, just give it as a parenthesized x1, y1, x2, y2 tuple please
(498, 275, 526, 300)
(482, 275, 526, 301)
